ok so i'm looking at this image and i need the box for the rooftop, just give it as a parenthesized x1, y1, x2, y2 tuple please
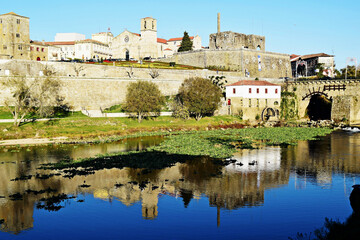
(227, 80, 279, 87)
(291, 53, 334, 62)
(168, 36, 194, 42)
(0, 12, 29, 19)
(45, 41, 75, 46)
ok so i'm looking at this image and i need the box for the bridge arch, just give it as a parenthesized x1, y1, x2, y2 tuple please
(305, 94, 332, 121)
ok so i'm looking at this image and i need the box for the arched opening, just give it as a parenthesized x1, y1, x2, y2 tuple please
(256, 45, 261, 51)
(261, 107, 278, 121)
(36, 57, 41, 61)
(306, 94, 332, 120)
(125, 50, 130, 61)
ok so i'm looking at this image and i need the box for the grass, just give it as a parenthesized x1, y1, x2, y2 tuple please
(103, 104, 125, 113)
(148, 127, 334, 158)
(43, 127, 334, 173)
(0, 107, 13, 119)
(94, 61, 202, 70)
(0, 106, 87, 120)
(0, 115, 241, 141)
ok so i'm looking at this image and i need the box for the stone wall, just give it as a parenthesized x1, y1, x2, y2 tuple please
(0, 59, 285, 112)
(288, 80, 360, 124)
(159, 49, 291, 79)
(209, 31, 265, 51)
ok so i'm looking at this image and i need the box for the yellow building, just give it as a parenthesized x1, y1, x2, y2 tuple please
(30, 41, 48, 61)
(0, 12, 30, 60)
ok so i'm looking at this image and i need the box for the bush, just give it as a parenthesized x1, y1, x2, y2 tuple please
(123, 81, 164, 122)
(178, 77, 222, 121)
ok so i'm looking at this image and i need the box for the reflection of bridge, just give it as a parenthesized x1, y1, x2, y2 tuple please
(288, 79, 360, 124)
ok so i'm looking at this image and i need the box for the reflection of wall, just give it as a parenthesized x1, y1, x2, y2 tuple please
(285, 131, 360, 186)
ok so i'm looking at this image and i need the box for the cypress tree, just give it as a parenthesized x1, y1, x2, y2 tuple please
(178, 31, 193, 52)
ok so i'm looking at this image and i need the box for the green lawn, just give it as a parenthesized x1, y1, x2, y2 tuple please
(0, 115, 242, 141)
(94, 61, 202, 70)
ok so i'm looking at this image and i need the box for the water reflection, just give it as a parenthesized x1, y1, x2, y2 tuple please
(0, 131, 359, 236)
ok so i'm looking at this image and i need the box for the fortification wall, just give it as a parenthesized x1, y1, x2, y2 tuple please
(0, 60, 285, 112)
(159, 49, 291, 79)
(0, 59, 246, 80)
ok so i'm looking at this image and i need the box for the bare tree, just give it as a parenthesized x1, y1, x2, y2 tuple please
(126, 66, 134, 78)
(42, 64, 57, 76)
(2, 76, 34, 127)
(2, 73, 64, 127)
(73, 63, 85, 77)
(149, 68, 160, 79)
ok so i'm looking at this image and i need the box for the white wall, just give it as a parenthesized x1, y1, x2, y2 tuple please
(55, 33, 85, 42)
(226, 85, 281, 99)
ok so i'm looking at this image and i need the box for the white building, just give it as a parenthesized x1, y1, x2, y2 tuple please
(112, 17, 202, 60)
(226, 80, 281, 99)
(74, 39, 111, 60)
(167, 35, 202, 52)
(55, 33, 85, 42)
(45, 41, 75, 60)
(225, 80, 281, 121)
(92, 32, 114, 46)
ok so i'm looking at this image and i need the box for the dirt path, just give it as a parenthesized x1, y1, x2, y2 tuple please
(0, 137, 68, 146)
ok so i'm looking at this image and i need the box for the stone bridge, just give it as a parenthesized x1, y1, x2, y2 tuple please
(287, 79, 360, 124)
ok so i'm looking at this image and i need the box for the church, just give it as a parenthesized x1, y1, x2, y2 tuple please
(111, 17, 202, 60)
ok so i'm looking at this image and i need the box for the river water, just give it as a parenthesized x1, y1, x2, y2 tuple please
(0, 131, 359, 239)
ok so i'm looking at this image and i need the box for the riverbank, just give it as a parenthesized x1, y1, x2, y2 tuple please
(0, 115, 347, 147)
(0, 116, 245, 145)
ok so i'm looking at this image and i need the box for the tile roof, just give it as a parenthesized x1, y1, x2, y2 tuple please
(0, 12, 29, 18)
(290, 53, 334, 62)
(76, 39, 109, 46)
(168, 36, 194, 42)
(157, 38, 167, 44)
(227, 80, 279, 87)
(45, 41, 75, 46)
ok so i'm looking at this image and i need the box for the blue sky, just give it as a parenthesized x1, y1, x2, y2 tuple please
(2, 0, 359, 68)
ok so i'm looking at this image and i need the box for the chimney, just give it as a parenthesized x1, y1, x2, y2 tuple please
(217, 13, 220, 33)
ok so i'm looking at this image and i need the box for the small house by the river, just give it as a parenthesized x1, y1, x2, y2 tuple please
(225, 80, 281, 121)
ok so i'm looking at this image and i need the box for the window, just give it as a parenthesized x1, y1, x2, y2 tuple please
(233, 88, 236, 94)
(265, 88, 268, 94)
(16, 33, 20, 38)
(0, 19, 2, 24)
(275, 89, 278, 94)
(257, 99, 259, 107)
(36, 47, 39, 51)
(265, 99, 268, 106)
(41, 48, 44, 52)
(18, 45, 22, 50)
(16, 19, 20, 24)
(249, 88, 252, 94)
(240, 99, 243, 106)
(249, 99, 251, 107)
(3, 45, 7, 50)
(256, 88, 259, 94)
(274, 101, 279, 106)
(30, 46, 33, 51)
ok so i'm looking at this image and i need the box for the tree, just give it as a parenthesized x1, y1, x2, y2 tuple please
(178, 77, 222, 121)
(123, 81, 164, 122)
(2, 73, 63, 127)
(178, 31, 193, 52)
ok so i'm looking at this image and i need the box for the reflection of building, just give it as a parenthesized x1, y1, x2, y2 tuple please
(225, 147, 281, 173)
(0, 12, 30, 60)
(225, 80, 281, 120)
